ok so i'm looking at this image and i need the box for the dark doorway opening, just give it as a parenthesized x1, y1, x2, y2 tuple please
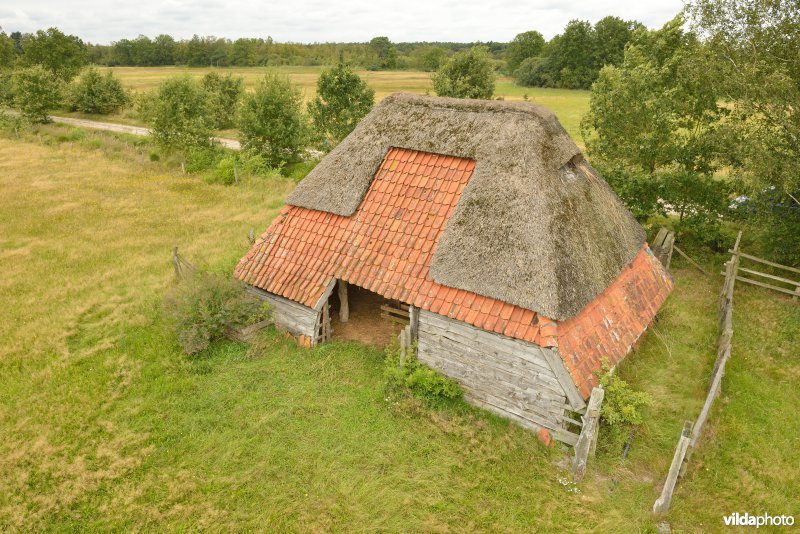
(329, 282, 407, 346)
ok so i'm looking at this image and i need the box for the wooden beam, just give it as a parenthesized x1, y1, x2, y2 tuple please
(542, 349, 586, 411)
(337, 280, 349, 322)
(728, 250, 800, 275)
(653, 421, 693, 515)
(409, 305, 419, 341)
(572, 386, 604, 481)
(673, 245, 709, 275)
(738, 267, 800, 287)
(735, 275, 800, 297)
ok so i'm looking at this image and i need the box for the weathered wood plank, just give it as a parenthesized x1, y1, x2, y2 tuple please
(337, 280, 349, 322)
(653, 421, 693, 515)
(728, 250, 800, 275)
(734, 275, 800, 296)
(541, 349, 586, 411)
(572, 387, 604, 481)
(737, 267, 800, 287)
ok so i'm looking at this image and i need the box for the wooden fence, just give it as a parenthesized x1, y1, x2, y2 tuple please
(572, 386, 604, 482)
(652, 231, 743, 516)
(724, 247, 800, 299)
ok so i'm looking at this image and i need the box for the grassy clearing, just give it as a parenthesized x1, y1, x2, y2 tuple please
(81, 66, 590, 143)
(0, 128, 797, 531)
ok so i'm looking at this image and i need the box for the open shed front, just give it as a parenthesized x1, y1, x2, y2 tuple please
(328, 281, 408, 346)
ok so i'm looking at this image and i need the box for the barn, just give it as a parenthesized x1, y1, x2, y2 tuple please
(234, 93, 673, 444)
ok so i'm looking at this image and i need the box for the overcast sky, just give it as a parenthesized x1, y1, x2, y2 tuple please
(0, 0, 684, 44)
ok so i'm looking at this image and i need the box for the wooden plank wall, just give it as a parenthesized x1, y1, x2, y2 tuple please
(417, 310, 578, 444)
(245, 286, 320, 340)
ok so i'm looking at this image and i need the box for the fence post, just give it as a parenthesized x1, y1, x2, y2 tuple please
(572, 386, 604, 481)
(653, 421, 693, 516)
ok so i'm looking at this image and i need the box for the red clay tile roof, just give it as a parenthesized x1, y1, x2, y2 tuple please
(557, 246, 674, 398)
(235, 147, 673, 400)
(235, 147, 558, 348)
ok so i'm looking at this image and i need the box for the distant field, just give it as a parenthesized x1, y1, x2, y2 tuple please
(98, 66, 590, 142)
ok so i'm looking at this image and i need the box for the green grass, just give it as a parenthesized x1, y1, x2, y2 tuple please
(0, 125, 798, 531)
(75, 66, 590, 145)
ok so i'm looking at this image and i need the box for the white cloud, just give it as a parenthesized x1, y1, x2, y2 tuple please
(0, 0, 684, 44)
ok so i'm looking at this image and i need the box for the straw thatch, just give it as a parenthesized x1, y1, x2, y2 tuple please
(288, 93, 645, 320)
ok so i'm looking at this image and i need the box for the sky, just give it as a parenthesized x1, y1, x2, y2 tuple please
(0, 0, 684, 44)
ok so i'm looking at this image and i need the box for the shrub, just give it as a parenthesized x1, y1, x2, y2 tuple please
(0, 71, 14, 106)
(11, 65, 62, 123)
(238, 73, 309, 167)
(68, 68, 129, 114)
(514, 57, 555, 87)
(432, 46, 495, 100)
(163, 270, 268, 355)
(596, 361, 652, 450)
(308, 63, 374, 147)
(384, 342, 462, 403)
(148, 76, 213, 153)
(201, 71, 244, 129)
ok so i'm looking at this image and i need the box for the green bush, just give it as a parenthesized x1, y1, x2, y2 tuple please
(514, 57, 555, 88)
(68, 68, 129, 114)
(11, 65, 62, 123)
(163, 270, 269, 355)
(201, 71, 244, 129)
(238, 73, 309, 167)
(384, 343, 462, 403)
(432, 46, 495, 100)
(596, 361, 652, 450)
(0, 71, 14, 106)
(148, 76, 213, 153)
(308, 63, 374, 147)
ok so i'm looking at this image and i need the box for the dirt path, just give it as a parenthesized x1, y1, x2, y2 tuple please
(50, 115, 242, 150)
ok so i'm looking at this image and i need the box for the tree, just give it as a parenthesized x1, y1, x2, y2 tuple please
(308, 63, 374, 146)
(506, 30, 545, 72)
(11, 66, 62, 123)
(147, 76, 213, 152)
(0, 31, 15, 69)
(687, 0, 800, 196)
(201, 71, 244, 129)
(514, 57, 555, 87)
(19, 28, 87, 81)
(369, 36, 398, 69)
(67, 68, 129, 114)
(582, 17, 729, 241)
(593, 16, 643, 69)
(432, 46, 495, 99)
(238, 73, 309, 166)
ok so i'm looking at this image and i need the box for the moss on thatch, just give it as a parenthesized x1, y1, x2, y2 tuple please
(287, 93, 645, 320)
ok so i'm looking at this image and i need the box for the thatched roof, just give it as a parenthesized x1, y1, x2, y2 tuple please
(287, 93, 645, 320)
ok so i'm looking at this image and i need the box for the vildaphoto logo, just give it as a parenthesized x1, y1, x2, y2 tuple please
(723, 512, 795, 528)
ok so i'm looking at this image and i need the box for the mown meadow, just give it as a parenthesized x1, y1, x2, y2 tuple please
(0, 123, 797, 531)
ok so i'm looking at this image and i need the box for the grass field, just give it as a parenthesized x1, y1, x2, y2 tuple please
(0, 126, 798, 531)
(87, 66, 590, 143)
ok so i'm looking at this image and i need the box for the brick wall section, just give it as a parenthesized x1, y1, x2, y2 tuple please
(556, 246, 673, 398)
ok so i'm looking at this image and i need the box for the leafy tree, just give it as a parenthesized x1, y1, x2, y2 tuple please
(369, 36, 398, 69)
(0, 31, 15, 69)
(308, 63, 374, 146)
(201, 71, 244, 129)
(548, 20, 597, 89)
(19, 28, 87, 81)
(506, 30, 545, 72)
(432, 46, 495, 99)
(593, 16, 644, 68)
(238, 73, 309, 166)
(412, 45, 449, 72)
(67, 68, 129, 114)
(147, 76, 213, 152)
(582, 17, 729, 241)
(11, 65, 62, 123)
(687, 0, 800, 197)
(514, 57, 554, 87)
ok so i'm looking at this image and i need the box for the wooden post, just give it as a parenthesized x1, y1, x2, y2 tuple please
(172, 246, 181, 279)
(572, 386, 604, 481)
(409, 305, 419, 341)
(233, 164, 239, 184)
(653, 421, 693, 516)
(337, 281, 349, 323)
(248, 228, 255, 245)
